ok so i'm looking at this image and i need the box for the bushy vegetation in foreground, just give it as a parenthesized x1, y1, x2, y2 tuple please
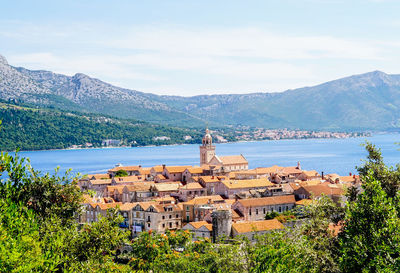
(1, 142, 400, 272)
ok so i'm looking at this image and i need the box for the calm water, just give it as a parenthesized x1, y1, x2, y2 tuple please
(15, 133, 400, 176)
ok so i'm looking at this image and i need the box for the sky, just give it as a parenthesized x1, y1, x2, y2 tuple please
(1, 0, 400, 96)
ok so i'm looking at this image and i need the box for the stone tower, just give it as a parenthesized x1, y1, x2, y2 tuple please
(200, 128, 216, 166)
(211, 209, 232, 242)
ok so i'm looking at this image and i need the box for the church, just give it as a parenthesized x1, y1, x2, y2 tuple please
(200, 128, 248, 172)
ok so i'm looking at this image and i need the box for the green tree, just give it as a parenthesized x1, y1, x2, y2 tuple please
(115, 169, 128, 177)
(339, 172, 400, 272)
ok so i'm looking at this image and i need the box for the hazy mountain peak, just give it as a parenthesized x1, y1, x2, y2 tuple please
(0, 54, 8, 65)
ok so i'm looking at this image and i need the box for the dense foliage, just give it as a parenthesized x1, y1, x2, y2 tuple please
(0, 101, 202, 151)
(2, 140, 400, 272)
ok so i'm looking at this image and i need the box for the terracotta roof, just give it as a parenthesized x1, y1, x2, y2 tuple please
(180, 182, 204, 190)
(89, 179, 112, 185)
(280, 166, 303, 174)
(222, 178, 274, 189)
(185, 221, 210, 229)
(154, 196, 176, 202)
(125, 182, 154, 192)
(113, 176, 145, 183)
(87, 173, 110, 180)
(139, 168, 151, 175)
(185, 167, 204, 174)
(199, 176, 227, 183)
(235, 166, 282, 176)
(91, 202, 122, 210)
(156, 174, 167, 180)
(119, 203, 137, 211)
(302, 170, 320, 177)
(295, 199, 314, 206)
(237, 195, 296, 207)
(232, 219, 284, 233)
(339, 175, 359, 183)
(218, 155, 248, 165)
(152, 183, 182, 192)
(301, 184, 344, 197)
(184, 195, 224, 205)
(165, 166, 192, 173)
(149, 203, 183, 213)
(134, 201, 158, 211)
(108, 166, 141, 172)
(106, 185, 125, 194)
(151, 166, 164, 172)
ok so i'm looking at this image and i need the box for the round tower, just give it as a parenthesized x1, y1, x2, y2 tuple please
(211, 209, 232, 242)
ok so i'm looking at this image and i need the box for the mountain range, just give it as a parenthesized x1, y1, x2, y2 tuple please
(1, 54, 400, 130)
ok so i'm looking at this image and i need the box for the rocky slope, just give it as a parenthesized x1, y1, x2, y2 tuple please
(2, 54, 400, 130)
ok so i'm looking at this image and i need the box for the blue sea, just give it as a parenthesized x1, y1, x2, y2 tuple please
(14, 133, 400, 176)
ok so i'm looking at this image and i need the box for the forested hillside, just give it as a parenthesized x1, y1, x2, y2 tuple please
(0, 101, 202, 151)
(2, 54, 400, 130)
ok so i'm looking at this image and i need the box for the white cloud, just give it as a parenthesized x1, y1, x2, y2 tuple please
(2, 23, 388, 95)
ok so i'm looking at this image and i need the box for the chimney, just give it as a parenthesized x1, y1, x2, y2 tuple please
(162, 164, 166, 170)
(297, 161, 301, 170)
(139, 165, 142, 168)
(321, 171, 324, 180)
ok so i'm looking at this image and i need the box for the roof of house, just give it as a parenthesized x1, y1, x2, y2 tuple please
(90, 202, 122, 210)
(339, 175, 359, 183)
(134, 201, 159, 211)
(155, 174, 167, 180)
(217, 155, 248, 165)
(295, 199, 314, 206)
(180, 182, 204, 190)
(232, 219, 284, 233)
(139, 168, 152, 175)
(185, 167, 204, 174)
(106, 185, 126, 194)
(199, 176, 227, 183)
(125, 182, 154, 192)
(222, 178, 274, 189)
(151, 165, 164, 173)
(280, 166, 303, 175)
(184, 195, 224, 205)
(184, 221, 213, 231)
(301, 170, 320, 177)
(119, 203, 137, 211)
(87, 173, 110, 180)
(148, 203, 183, 213)
(108, 166, 141, 172)
(165, 166, 193, 173)
(300, 184, 344, 197)
(89, 179, 112, 185)
(113, 176, 145, 183)
(152, 183, 182, 192)
(236, 195, 296, 207)
(235, 166, 283, 176)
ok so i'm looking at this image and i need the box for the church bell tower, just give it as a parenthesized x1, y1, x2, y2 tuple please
(200, 128, 216, 165)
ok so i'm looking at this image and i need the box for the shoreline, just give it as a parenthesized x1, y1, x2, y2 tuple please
(10, 133, 376, 153)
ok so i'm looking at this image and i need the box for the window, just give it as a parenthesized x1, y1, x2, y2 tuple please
(263, 208, 266, 214)
(169, 215, 172, 219)
(147, 223, 150, 228)
(187, 215, 190, 222)
(147, 216, 151, 222)
(162, 216, 165, 220)
(162, 224, 165, 228)
(169, 222, 172, 228)
(256, 209, 259, 215)
(176, 214, 179, 218)
(249, 209, 252, 216)
(186, 206, 189, 211)
(279, 207, 282, 212)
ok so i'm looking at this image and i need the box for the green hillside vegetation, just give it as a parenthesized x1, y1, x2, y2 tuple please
(1, 143, 400, 272)
(0, 101, 202, 151)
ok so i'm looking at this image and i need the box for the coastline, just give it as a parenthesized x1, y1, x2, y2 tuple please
(10, 132, 374, 153)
